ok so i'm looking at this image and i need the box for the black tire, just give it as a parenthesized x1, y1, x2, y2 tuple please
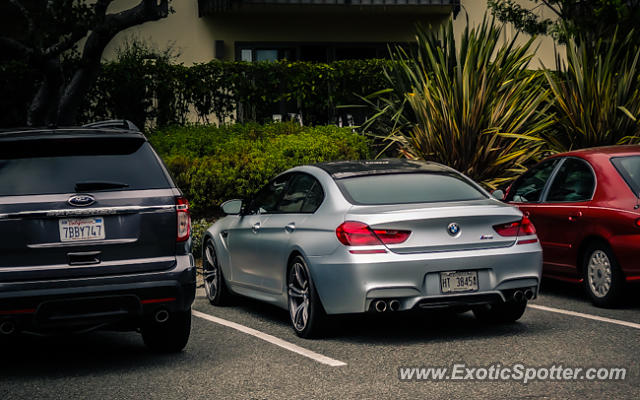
(473, 301, 527, 323)
(203, 238, 231, 306)
(582, 242, 624, 308)
(142, 310, 191, 353)
(287, 255, 327, 339)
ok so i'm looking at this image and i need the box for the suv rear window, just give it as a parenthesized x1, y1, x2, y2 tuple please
(0, 137, 171, 196)
(336, 173, 487, 205)
(611, 156, 640, 196)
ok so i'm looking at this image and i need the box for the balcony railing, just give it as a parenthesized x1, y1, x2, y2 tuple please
(198, 0, 461, 16)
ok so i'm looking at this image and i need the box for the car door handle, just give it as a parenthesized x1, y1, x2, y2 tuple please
(285, 223, 296, 233)
(568, 211, 583, 222)
(252, 222, 261, 233)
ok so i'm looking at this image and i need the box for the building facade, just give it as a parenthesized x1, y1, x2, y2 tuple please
(103, 0, 558, 68)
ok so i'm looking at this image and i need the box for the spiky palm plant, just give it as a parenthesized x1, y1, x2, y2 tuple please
(362, 18, 553, 189)
(543, 32, 640, 152)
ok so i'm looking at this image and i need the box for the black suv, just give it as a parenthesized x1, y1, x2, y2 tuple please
(0, 121, 195, 352)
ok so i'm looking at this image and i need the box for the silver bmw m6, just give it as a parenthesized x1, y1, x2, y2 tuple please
(202, 160, 542, 338)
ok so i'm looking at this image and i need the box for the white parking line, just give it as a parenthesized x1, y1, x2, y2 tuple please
(528, 304, 640, 330)
(192, 310, 347, 367)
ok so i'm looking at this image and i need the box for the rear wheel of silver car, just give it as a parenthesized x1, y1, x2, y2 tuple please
(583, 243, 623, 308)
(473, 301, 527, 323)
(287, 255, 326, 338)
(142, 309, 191, 353)
(203, 239, 230, 306)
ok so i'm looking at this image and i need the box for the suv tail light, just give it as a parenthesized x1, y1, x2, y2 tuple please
(176, 197, 191, 242)
(493, 216, 536, 243)
(336, 221, 410, 246)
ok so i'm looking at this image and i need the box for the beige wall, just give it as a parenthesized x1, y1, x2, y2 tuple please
(102, 0, 560, 68)
(456, 0, 560, 68)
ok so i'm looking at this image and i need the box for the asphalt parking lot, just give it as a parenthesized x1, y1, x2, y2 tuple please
(1, 279, 638, 400)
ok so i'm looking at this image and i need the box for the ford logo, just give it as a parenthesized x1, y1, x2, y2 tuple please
(68, 195, 96, 207)
(447, 222, 460, 236)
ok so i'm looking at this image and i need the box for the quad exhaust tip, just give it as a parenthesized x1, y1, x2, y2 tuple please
(513, 290, 525, 302)
(389, 299, 401, 312)
(0, 320, 16, 335)
(154, 309, 170, 323)
(524, 288, 535, 300)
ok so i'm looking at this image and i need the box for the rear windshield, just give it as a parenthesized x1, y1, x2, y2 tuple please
(0, 138, 171, 196)
(611, 156, 640, 196)
(336, 173, 487, 205)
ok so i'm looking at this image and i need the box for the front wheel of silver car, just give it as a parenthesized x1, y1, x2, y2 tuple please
(203, 239, 230, 306)
(287, 255, 326, 339)
(473, 301, 527, 323)
(583, 242, 623, 308)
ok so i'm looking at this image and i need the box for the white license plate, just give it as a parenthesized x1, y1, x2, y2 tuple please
(59, 217, 106, 242)
(440, 270, 479, 293)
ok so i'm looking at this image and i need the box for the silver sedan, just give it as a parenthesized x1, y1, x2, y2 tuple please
(202, 160, 542, 338)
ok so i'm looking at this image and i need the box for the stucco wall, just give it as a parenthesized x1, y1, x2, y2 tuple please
(102, 0, 560, 68)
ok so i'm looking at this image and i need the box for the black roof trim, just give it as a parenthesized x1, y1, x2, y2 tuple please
(314, 159, 454, 179)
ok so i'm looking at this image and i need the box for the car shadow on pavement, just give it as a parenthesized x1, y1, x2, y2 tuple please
(220, 295, 552, 346)
(539, 278, 640, 309)
(0, 331, 191, 379)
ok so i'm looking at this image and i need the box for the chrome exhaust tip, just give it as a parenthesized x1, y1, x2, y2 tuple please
(389, 299, 400, 312)
(513, 290, 525, 302)
(524, 289, 535, 301)
(0, 320, 16, 335)
(374, 300, 387, 313)
(154, 309, 170, 323)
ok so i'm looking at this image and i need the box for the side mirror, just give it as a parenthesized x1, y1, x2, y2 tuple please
(221, 199, 243, 215)
(492, 189, 505, 201)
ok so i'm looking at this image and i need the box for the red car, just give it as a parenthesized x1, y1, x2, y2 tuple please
(501, 145, 640, 307)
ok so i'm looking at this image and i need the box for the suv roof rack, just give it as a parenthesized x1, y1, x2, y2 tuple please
(82, 119, 140, 132)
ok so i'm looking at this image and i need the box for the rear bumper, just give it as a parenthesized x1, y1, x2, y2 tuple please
(307, 243, 542, 314)
(0, 255, 196, 333)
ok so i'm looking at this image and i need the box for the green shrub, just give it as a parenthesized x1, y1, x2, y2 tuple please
(190, 218, 215, 258)
(150, 122, 370, 217)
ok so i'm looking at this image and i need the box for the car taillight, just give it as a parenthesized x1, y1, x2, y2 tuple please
(176, 197, 191, 242)
(336, 221, 410, 246)
(493, 216, 536, 237)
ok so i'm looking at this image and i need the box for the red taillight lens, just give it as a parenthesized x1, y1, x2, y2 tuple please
(372, 229, 411, 244)
(336, 221, 410, 246)
(493, 216, 536, 237)
(336, 221, 382, 246)
(176, 197, 191, 242)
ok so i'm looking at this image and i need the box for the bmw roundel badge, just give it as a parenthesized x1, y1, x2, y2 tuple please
(447, 222, 460, 236)
(68, 194, 96, 207)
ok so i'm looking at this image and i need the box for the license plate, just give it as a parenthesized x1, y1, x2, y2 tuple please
(440, 270, 478, 293)
(59, 217, 105, 242)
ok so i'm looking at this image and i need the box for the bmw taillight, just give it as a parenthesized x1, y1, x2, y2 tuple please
(493, 216, 536, 244)
(176, 197, 191, 242)
(336, 221, 410, 246)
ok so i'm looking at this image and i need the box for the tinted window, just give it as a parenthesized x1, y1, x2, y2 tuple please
(0, 139, 171, 196)
(337, 173, 486, 205)
(546, 158, 595, 202)
(301, 181, 324, 213)
(277, 173, 324, 213)
(246, 174, 290, 214)
(611, 156, 640, 196)
(506, 160, 558, 203)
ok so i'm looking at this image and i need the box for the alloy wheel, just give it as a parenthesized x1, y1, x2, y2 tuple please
(203, 241, 219, 301)
(288, 262, 310, 332)
(587, 250, 612, 298)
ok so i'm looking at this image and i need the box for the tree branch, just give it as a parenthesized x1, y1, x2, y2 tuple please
(538, 0, 563, 19)
(8, 0, 35, 37)
(0, 36, 33, 59)
(57, 0, 171, 125)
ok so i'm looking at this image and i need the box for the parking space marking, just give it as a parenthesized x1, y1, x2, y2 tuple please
(192, 309, 347, 367)
(529, 304, 640, 330)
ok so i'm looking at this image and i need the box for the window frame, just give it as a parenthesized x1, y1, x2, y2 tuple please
(506, 158, 561, 204)
(610, 156, 640, 197)
(540, 157, 597, 203)
(245, 172, 325, 215)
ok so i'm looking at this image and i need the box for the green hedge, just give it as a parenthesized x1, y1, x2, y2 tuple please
(150, 122, 371, 217)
